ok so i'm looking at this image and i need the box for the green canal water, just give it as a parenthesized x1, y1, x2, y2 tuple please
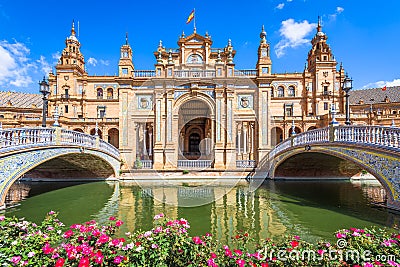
(3, 180, 400, 244)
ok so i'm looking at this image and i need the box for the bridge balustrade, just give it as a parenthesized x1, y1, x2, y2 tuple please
(0, 127, 120, 159)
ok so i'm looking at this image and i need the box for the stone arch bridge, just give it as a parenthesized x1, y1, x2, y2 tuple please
(250, 125, 400, 211)
(0, 127, 120, 208)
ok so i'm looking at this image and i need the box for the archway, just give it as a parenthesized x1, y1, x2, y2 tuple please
(307, 126, 317, 131)
(73, 128, 84, 133)
(271, 127, 283, 146)
(90, 128, 103, 139)
(178, 99, 212, 160)
(108, 128, 119, 148)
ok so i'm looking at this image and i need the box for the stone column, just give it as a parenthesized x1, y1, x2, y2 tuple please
(243, 122, 247, 155)
(214, 89, 226, 169)
(225, 92, 237, 169)
(153, 92, 165, 169)
(148, 124, 153, 157)
(163, 92, 177, 169)
(143, 124, 147, 157)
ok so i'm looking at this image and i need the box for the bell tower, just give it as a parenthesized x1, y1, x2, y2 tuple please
(307, 17, 340, 117)
(256, 25, 272, 76)
(57, 20, 85, 76)
(118, 33, 134, 78)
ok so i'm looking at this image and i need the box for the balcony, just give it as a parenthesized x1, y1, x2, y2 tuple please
(174, 70, 216, 78)
(134, 70, 156, 77)
(234, 69, 257, 77)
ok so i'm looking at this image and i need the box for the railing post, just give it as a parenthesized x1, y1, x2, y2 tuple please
(329, 124, 335, 142)
(96, 136, 100, 149)
(55, 127, 62, 145)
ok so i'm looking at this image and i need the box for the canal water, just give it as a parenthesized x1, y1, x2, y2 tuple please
(3, 180, 399, 244)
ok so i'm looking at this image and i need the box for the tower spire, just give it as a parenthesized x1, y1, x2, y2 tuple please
(317, 16, 322, 32)
(71, 19, 76, 36)
(125, 32, 129, 45)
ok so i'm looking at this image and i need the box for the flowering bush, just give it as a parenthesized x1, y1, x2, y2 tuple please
(0, 212, 399, 266)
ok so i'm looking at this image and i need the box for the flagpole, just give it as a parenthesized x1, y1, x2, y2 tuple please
(193, 8, 196, 33)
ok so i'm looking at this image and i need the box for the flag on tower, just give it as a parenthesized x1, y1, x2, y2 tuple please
(382, 86, 387, 91)
(186, 9, 195, 24)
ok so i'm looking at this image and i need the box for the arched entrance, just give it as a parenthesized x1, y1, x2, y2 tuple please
(271, 127, 283, 146)
(178, 99, 213, 161)
(90, 128, 103, 139)
(108, 128, 119, 148)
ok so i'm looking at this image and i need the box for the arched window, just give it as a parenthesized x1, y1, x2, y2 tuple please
(107, 88, 113, 99)
(97, 88, 103, 99)
(278, 86, 284, 97)
(288, 86, 295, 97)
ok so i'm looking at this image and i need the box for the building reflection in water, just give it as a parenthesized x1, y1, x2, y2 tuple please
(117, 182, 287, 244)
(5, 182, 31, 205)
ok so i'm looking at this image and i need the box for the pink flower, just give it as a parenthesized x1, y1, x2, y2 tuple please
(336, 232, 346, 238)
(11, 256, 21, 265)
(42, 243, 54, 254)
(94, 251, 104, 264)
(363, 263, 374, 267)
(79, 257, 90, 267)
(207, 258, 218, 267)
(151, 243, 159, 249)
(115, 220, 124, 227)
(210, 252, 217, 259)
(27, 251, 35, 257)
(55, 258, 65, 267)
(236, 259, 246, 267)
(234, 249, 243, 256)
(97, 234, 109, 244)
(109, 216, 116, 221)
(0, 215, 4, 221)
(113, 256, 123, 264)
(153, 213, 164, 220)
(293, 235, 300, 240)
(192, 236, 203, 245)
(63, 229, 74, 238)
(388, 261, 400, 267)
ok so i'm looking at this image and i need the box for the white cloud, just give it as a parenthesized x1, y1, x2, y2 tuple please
(99, 59, 110, 66)
(330, 6, 345, 20)
(87, 57, 98, 66)
(287, 0, 293, 2)
(362, 79, 400, 89)
(274, 19, 316, 58)
(37, 55, 52, 75)
(87, 57, 109, 66)
(276, 3, 285, 9)
(336, 6, 344, 14)
(0, 40, 35, 87)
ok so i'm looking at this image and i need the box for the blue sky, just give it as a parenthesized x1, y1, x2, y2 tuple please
(1, 0, 399, 93)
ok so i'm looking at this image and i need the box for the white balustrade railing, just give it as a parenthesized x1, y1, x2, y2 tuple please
(177, 160, 212, 169)
(268, 125, 400, 160)
(0, 127, 120, 159)
(141, 160, 153, 169)
(236, 160, 256, 168)
(174, 70, 216, 78)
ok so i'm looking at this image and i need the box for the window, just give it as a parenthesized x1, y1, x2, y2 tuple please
(270, 88, 274, 97)
(217, 68, 222, 76)
(288, 86, 295, 97)
(168, 68, 172, 77)
(64, 89, 69, 98)
(122, 68, 128, 75)
(97, 106, 106, 118)
(97, 88, 103, 99)
(278, 86, 284, 97)
(285, 104, 293, 117)
(107, 88, 113, 100)
(324, 102, 329, 110)
(262, 67, 269, 74)
(64, 105, 69, 114)
(157, 68, 161, 77)
(228, 68, 233, 77)
(323, 86, 329, 95)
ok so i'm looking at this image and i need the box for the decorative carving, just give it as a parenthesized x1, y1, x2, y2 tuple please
(137, 95, 152, 110)
(238, 94, 254, 109)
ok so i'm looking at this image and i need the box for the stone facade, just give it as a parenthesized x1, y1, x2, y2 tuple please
(1, 20, 397, 170)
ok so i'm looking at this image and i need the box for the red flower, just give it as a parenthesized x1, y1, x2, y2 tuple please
(290, 240, 299, 248)
(261, 263, 269, 267)
(234, 249, 243, 256)
(93, 251, 104, 264)
(78, 257, 90, 267)
(210, 252, 217, 259)
(192, 236, 203, 245)
(109, 216, 116, 221)
(115, 220, 124, 227)
(63, 230, 74, 238)
(55, 258, 65, 267)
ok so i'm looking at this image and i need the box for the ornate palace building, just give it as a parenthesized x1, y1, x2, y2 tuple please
(1, 21, 399, 170)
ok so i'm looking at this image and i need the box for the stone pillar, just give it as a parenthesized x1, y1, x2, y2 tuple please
(225, 93, 237, 169)
(214, 90, 226, 169)
(153, 92, 165, 169)
(143, 125, 147, 157)
(243, 122, 247, 155)
(148, 124, 153, 157)
(164, 93, 177, 169)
